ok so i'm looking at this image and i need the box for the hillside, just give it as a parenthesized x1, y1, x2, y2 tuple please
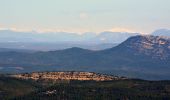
(0, 75, 36, 100)
(0, 74, 170, 100)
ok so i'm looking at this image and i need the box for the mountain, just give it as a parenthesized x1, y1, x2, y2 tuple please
(88, 31, 139, 43)
(0, 35, 169, 80)
(114, 35, 170, 59)
(0, 48, 36, 53)
(96, 35, 170, 79)
(0, 30, 95, 43)
(152, 29, 170, 37)
(79, 43, 117, 50)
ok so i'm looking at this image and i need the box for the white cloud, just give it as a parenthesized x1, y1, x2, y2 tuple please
(108, 27, 136, 33)
(79, 12, 89, 20)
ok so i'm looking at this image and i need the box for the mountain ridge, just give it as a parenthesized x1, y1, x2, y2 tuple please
(11, 71, 126, 81)
(112, 35, 170, 59)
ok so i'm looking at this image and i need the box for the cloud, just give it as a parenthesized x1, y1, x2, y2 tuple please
(108, 27, 136, 33)
(0, 26, 92, 34)
(79, 12, 89, 20)
(0, 27, 32, 32)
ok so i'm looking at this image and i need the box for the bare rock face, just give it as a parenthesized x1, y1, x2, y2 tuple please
(11, 71, 125, 81)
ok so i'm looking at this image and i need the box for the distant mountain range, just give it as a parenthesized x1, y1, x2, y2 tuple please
(87, 31, 139, 43)
(0, 30, 138, 51)
(1, 29, 170, 43)
(0, 35, 169, 80)
(152, 29, 170, 37)
(1, 29, 170, 51)
(0, 30, 138, 43)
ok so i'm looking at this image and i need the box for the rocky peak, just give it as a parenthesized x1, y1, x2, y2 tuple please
(121, 35, 170, 59)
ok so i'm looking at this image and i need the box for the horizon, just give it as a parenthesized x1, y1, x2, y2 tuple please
(0, 28, 169, 35)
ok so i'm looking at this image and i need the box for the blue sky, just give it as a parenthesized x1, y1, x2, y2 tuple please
(0, 0, 170, 34)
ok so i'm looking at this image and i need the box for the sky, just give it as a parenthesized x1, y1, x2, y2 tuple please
(0, 0, 170, 34)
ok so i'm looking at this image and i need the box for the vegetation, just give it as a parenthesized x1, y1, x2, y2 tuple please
(0, 75, 170, 100)
(0, 75, 37, 100)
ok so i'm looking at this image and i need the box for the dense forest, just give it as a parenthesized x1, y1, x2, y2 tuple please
(0, 75, 170, 100)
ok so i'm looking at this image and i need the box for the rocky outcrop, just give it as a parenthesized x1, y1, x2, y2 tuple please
(11, 71, 125, 81)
